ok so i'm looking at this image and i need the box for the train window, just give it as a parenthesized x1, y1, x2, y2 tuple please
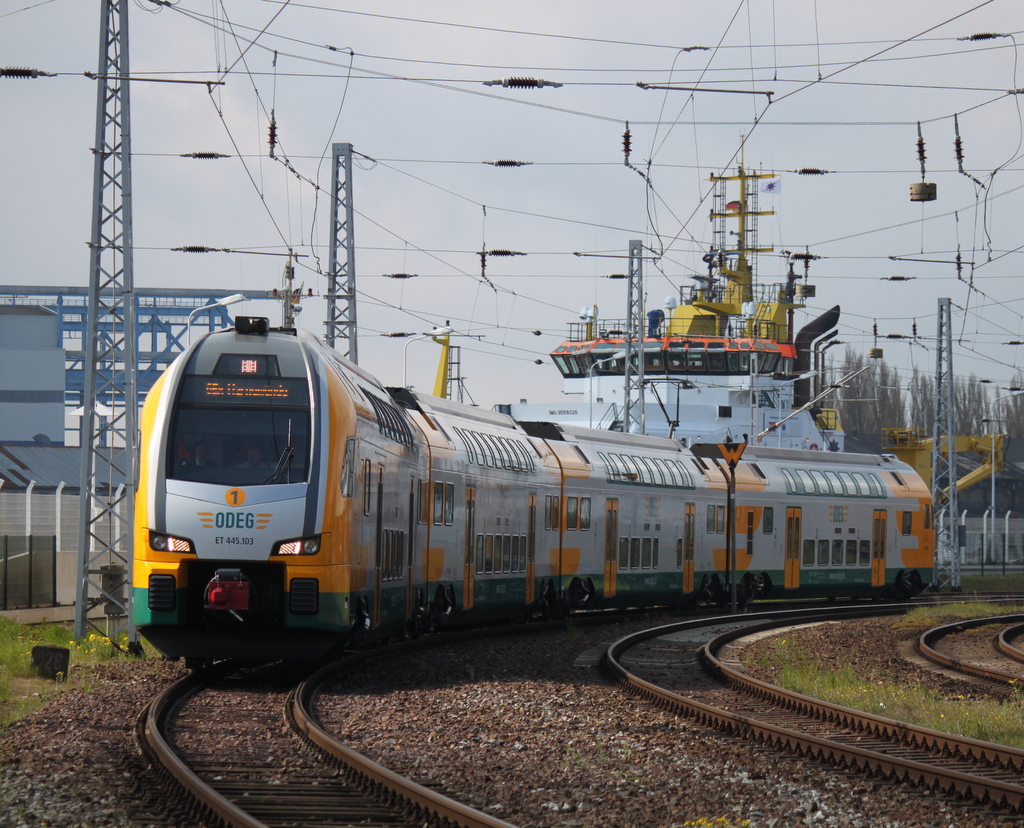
(707, 505, 716, 534)
(780, 468, 796, 494)
(502, 535, 512, 572)
(832, 540, 843, 566)
(925, 504, 932, 525)
(823, 471, 843, 494)
(630, 538, 641, 569)
(652, 538, 659, 568)
(837, 471, 856, 495)
(846, 539, 858, 565)
(485, 536, 494, 573)
(546, 495, 560, 530)
(363, 460, 372, 515)
(566, 497, 579, 530)
(433, 482, 444, 525)
(511, 535, 520, 572)
(419, 480, 429, 524)
(455, 428, 477, 464)
(676, 538, 683, 568)
(645, 457, 666, 485)
(795, 469, 814, 494)
(850, 473, 871, 496)
(716, 505, 725, 534)
(341, 438, 356, 498)
(445, 483, 455, 525)
(901, 511, 913, 535)
(803, 539, 815, 566)
(867, 474, 885, 497)
(859, 539, 871, 566)
(619, 537, 629, 569)
(762, 507, 774, 534)
(641, 538, 652, 569)
(580, 497, 591, 530)
(476, 535, 485, 574)
(809, 470, 830, 494)
(818, 539, 829, 566)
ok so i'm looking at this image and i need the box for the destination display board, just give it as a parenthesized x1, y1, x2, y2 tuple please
(179, 375, 309, 407)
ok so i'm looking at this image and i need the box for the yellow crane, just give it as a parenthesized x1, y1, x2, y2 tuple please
(883, 427, 1006, 499)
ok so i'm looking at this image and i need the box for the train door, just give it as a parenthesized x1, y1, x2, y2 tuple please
(683, 503, 695, 593)
(872, 510, 887, 587)
(526, 494, 537, 602)
(463, 487, 476, 609)
(784, 507, 801, 589)
(604, 499, 618, 598)
(406, 477, 416, 622)
(373, 465, 384, 626)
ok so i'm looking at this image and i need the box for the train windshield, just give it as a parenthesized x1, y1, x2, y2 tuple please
(167, 375, 312, 486)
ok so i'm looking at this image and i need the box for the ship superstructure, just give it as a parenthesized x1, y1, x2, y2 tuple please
(497, 166, 846, 450)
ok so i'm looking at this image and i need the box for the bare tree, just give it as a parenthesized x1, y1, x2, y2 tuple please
(833, 348, 907, 434)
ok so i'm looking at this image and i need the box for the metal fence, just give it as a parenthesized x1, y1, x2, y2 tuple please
(0, 487, 128, 609)
(1, 535, 56, 609)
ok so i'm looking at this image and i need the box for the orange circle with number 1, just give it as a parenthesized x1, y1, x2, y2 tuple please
(225, 488, 247, 507)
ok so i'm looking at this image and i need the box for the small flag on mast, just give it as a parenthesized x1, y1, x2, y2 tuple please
(725, 200, 741, 211)
(760, 178, 781, 193)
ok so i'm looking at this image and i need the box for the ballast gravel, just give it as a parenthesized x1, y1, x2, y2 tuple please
(0, 616, 1010, 828)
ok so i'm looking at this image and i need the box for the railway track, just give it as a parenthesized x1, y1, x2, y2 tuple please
(138, 650, 520, 828)
(916, 613, 1024, 685)
(606, 606, 1024, 817)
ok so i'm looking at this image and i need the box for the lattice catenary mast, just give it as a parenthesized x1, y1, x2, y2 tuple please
(74, 0, 140, 649)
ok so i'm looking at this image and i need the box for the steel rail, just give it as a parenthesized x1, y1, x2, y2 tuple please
(996, 622, 1024, 666)
(139, 664, 269, 828)
(917, 613, 1024, 684)
(291, 635, 527, 828)
(604, 608, 1024, 814)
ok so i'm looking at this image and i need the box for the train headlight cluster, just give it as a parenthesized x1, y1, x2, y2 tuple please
(273, 534, 321, 556)
(149, 530, 195, 554)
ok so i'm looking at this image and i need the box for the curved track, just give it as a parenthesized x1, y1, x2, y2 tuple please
(605, 606, 1024, 816)
(139, 653, 519, 828)
(916, 614, 1024, 685)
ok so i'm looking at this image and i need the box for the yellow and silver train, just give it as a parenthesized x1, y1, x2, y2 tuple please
(133, 317, 934, 662)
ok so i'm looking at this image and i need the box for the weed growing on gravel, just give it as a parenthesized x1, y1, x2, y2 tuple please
(753, 611, 1024, 749)
(0, 617, 150, 728)
(897, 601, 1024, 628)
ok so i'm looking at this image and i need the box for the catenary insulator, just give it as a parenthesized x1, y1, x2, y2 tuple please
(1, 67, 54, 78)
(181, 152, 230, 159)
(486, 249, 525, 257)
(173, 245, 224, 253)
(268, 113, 277, 158)
(796, 168, 830, 175)
(384, 273, 417, 279)
(959, 32, 1004, 40)
(622, 123, 632, 165)
(483, 77, 562, 88)
(485, 160, 531, 167)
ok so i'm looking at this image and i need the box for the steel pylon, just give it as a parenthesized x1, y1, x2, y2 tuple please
(74, 0, 139, 650)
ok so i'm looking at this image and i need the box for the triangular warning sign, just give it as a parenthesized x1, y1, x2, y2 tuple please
(718, 441, 746, 467)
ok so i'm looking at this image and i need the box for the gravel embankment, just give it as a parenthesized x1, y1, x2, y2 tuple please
(0, 616, 1007, 828)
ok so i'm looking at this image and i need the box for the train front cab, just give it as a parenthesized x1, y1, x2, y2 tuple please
(134, 326, 361, 662)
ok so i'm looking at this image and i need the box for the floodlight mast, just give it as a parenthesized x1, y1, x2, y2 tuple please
(74, 0, 140, 651)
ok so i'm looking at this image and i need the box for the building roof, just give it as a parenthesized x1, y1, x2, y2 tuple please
(0, 445, 126, 493)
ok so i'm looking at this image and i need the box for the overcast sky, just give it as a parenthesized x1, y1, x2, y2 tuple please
(3, 0, 1023, 410)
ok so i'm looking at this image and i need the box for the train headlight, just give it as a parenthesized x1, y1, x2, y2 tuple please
(273, 534, 321, 556)
(149, 530, 195, 554)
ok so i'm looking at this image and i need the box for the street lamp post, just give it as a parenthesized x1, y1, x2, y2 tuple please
(402, 326, 452, 389)
(187, 293, 247, 345)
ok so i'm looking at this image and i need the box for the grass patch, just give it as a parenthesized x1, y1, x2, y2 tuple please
(749, 602, 1024, 748)
(0, 616, 149, 729)
(961, 573, 1024, 593)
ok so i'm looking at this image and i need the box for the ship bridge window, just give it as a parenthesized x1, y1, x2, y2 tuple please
(687, 349, 706, 371)
(644, 345, 666, 373)
(726, 352, 749, 373)
(706, 351, 727, 372)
